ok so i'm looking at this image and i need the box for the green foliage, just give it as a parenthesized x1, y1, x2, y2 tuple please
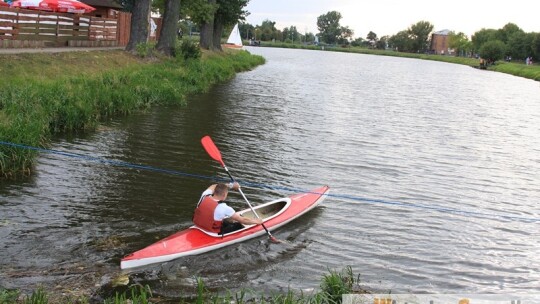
(479, 40, 507, 62)
(239, 22, 255, 40)
(320, 266, 358, 303)
(317, 11, 343, 45)
(388, 30, 413, 52)
(282, 26, 301, 43)
(177, 39, 202, 60)
(448, 31, 472, 56)
(0, 51, 264, 178)
(256, 19, 279, 41)
(408, 20, 434, 52)
(472, 28, 498, 52)
(0, 267, 363, 304)
(0, 289, 20, 303)
(366, 31, 377, 45)
(103, 285, 152, 304)
(375, 36, 389, 50)
(135, 42, 155, 58)
(23, 287, 48, 304)
(181, 0, 217, 24)
(215, 0, 249, 28)
(507, 31, 534, 59)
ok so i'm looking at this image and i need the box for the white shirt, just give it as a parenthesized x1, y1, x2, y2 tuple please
(198, 189, 235, 221)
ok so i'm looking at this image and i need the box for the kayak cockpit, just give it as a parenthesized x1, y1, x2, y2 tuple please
(192, 198, 291, 237)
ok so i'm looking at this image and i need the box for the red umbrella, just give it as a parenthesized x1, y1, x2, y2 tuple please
(12, 0, 95, 13)
(0, 1, 9, 6)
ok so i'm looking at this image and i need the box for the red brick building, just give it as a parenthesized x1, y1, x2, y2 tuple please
(430, 29, 451, 55)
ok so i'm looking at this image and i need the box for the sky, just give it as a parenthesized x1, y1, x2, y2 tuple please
(244, 0, 540, 39)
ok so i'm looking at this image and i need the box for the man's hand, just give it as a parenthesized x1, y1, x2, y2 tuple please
(229, 182, 240, 191)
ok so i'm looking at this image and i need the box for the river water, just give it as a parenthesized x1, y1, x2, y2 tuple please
(1, 47, 539, 297)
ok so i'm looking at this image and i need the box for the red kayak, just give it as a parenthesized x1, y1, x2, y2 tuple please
(121, 186, 330, 269)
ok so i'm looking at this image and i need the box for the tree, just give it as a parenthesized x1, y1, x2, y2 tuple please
(471, 28, 498, 53)
(376, 36, 388, 50)
(199, 0, 217, 50)
(479, 40, 506, 62)
(350, 37, 365, 47)
(156, 0, 181, 56)
(256, 19, 278, 41)
(338, 26, 353, 45)
(497, 23, 522, 44)
(507, 31, 534, 60)
(304, 32, 315, 43)
(239, 22, 255, 40)
(283, 26, 300, 43)
(212, 0, 249, 51)
(388, 30, 413, 52)
(448, 31, 472, 56)
(366, 31, 377, 47)
(532, 33, 540, 61)
(317, 11, 342, 44)
(126, 0, 152, 52)
(408, 20, 434, 52)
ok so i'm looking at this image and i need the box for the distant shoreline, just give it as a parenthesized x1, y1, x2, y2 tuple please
(249, 42, 540, 82)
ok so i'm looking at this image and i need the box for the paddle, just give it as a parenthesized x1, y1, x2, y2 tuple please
(201, 135, 280, 243)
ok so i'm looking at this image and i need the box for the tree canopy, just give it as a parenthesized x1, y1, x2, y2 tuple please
(479, 40, 506, 62)
(408, 20, 434, 52)
(317, 11, 341, 44)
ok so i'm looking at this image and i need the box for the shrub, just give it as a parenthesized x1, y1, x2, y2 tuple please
(177, 39, 202, 60)
(479, 40, 506, 62)
(135, 42, 154, 58)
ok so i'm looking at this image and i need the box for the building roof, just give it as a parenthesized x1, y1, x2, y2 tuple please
(433, 29, 451, 36)
(79, 0, 123, 9)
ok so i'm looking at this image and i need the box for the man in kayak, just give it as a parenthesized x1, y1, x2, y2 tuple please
(193, 182, 262, 234)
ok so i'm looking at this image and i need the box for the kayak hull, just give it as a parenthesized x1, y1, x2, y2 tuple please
(120, 186, 329, 269)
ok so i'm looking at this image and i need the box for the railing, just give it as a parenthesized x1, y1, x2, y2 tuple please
(0, 6, 122, 47)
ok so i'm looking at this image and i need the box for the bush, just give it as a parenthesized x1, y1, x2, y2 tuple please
(177, 39, 202, 60)
(479, 40, 506, 62)
(135, 42, 154, 58)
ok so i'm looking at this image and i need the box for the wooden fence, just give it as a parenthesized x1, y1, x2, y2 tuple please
(0, 6, 129, 48)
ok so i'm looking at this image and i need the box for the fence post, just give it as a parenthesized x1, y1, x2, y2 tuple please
(15, 8, 20, 40)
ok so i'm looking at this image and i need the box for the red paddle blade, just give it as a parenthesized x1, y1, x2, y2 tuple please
(201, 136, 225, 167)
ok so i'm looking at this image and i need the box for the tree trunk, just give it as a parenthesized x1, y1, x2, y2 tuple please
(125, 0, 151, 52)
(212, 12, 223, 51)
(156, 0, 181, 56)
(199, 0, 216, 50)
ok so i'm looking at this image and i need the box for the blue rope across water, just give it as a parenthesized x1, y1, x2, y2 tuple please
(1, 141, 539, 223)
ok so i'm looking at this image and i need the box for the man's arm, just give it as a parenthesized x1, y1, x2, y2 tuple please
(230, 212, 262, 225)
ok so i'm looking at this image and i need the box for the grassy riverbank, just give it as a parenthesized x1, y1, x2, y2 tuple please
(0, 48, 265, 178)
(256, 42, 540, 81)
(0, 267, 362, 303)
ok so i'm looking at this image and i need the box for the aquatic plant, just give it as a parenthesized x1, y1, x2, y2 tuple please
(0, 288, 20, 303)
(22, 287, 48, 304)
(320, 266, 359, 304)
(103, 285, 152, 304)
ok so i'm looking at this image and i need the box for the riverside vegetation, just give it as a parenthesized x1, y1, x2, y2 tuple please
(0, 267, 361, 303)
(0, 41, 265, 178)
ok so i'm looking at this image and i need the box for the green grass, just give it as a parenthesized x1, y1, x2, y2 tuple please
(0, 49, 265, 178)
(0, 267, 362, 303)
